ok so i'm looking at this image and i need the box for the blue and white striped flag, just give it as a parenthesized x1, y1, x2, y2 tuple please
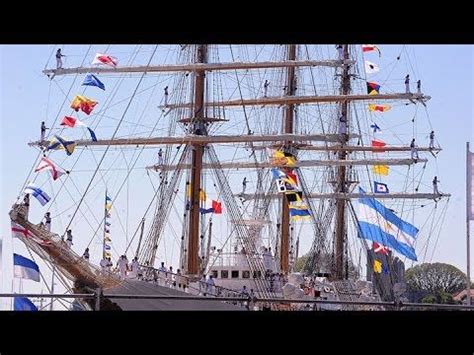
(357, 187, 418, 261)
(24, 183, 50, 206)
(13, 253, 40, 282)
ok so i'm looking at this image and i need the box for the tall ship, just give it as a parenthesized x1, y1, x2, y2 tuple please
(8, 44, 450, 310)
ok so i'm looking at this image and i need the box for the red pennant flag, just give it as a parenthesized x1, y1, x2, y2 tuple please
(60, 116, 86, 128)
(372, 139, 386, 153)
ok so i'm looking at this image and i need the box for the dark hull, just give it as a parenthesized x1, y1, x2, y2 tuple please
(103, 280, 244, 311)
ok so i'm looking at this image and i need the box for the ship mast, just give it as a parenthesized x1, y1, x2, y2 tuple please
(335, 44, 350, 280)
(35, 45, 447, 284)
(187, 45, 207, 276)
(280, 45, 297, 273)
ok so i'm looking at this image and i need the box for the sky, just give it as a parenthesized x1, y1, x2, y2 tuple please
(0, 45, 473, 309)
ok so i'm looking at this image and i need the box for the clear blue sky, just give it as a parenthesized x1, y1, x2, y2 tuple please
(1, 45, 472, 308)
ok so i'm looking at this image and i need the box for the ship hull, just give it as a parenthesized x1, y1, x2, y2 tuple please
(103, 280, 244, 311)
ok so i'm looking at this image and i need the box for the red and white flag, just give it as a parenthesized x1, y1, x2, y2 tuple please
(362, 45, 381, 57)
(11, 222, 51, 245)
(92, 53, 118, 67)
(373, 242, 390, 255)
(60, 116, 86, 128)
(35, 157, 65, 181)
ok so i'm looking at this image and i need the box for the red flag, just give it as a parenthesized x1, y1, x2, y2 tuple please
(60, 116, 86, 128)
(92, 53, 118, 67)
(372, 139, 386, 153)
(362, 45, 381, 57)
(287, 171, 298, 186)
(362, 45, 377, 52)
(212, 200, 222, 214)
(60, 116, 77, 127)
(373, 242, 389, 255)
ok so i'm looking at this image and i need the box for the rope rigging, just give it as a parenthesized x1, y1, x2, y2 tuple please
(8, 44, 451, 310)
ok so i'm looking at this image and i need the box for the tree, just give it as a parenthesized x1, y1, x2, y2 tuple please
(406, 263, 467, 303)
(421, 291, 456, 304)
(293, 254, 309, 272)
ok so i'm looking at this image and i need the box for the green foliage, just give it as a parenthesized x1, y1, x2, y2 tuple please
(293, 254, 309, 272)
(421, 294, 436, 304)
(406, 262, 467, 303)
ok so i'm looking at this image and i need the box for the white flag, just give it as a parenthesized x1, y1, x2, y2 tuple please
(365, 60, 380, 74)
(468, 149, 474, 220)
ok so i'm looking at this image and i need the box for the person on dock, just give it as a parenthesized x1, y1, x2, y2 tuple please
(417, 80, 421, 94)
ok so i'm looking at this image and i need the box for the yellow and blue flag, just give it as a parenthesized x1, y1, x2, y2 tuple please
(289, 204, 311, 220)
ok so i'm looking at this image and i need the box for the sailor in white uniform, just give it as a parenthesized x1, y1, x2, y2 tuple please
(199, 275, 207, 295)
(129, 257, 140, 278)
(100, 257, 108, 272)
(158, 262, 167, 285)
(206, 275, 215, 296)
(117, 255, 129, 279)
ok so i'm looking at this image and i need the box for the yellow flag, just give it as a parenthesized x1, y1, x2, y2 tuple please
(272, 151, 297, 167)
(70, 95, 98, 115)
(373, 260, 382, 273)
(273, 151, 285, 159)
(186, 185, 206, 201)
(373, 165, 389, 176)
